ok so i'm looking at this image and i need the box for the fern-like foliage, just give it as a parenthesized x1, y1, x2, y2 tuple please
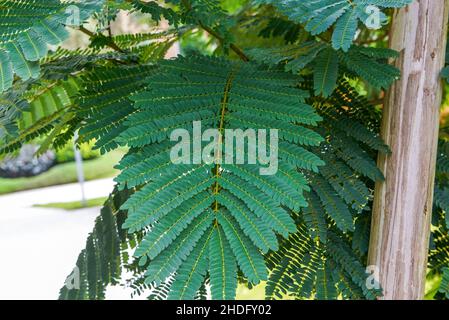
(0, 87, 29, 145)
(0, 47, 120, 154)
(249, 43, 400, 96)
(130, 0, 181, 26)
(90, 31, 178, 63)
(0, 78, 80, 154)
(0, 42, 169, 156)
(59, 188, 141, 300)
(439, 268, 449, 299)
(266, 225, 382, 300)
(428, 139, 449, 299)
(57, 75, 388, 301)
(112, 54, 325, 299)
(441, 42, 449, 83)
(264, 78, 386, 300)
(0, 0, 105, 91)
(76, 64, 155, 153)
(259, 17, 303, 44)
(254, 0, 413, 51)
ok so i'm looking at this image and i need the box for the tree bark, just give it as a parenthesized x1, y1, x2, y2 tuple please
(368, 0, 449, 300)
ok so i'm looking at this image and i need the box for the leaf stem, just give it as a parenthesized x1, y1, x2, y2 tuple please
(77, 26, 126, 53)
(180, 0, 249, 62)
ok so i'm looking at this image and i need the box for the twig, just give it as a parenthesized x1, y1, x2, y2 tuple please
(199, 23, 249, 62)
(77, 26, 126, 53)
(180, 0, 249, 62)
(368, 98, 385, 106)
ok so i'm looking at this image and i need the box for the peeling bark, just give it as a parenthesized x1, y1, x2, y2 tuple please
(368, 0, 449, 300)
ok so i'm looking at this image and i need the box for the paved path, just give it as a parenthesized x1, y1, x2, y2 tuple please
(0, 178, 133, 300)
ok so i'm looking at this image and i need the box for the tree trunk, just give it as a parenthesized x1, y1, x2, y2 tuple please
(368, 0, 449, 300)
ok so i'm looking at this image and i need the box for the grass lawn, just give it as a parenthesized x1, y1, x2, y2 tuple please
(0, 149, 124, 195)
(33, 196, 108, 210)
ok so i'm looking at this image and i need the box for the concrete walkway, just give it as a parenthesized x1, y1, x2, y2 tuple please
(0, 178, 133, 300)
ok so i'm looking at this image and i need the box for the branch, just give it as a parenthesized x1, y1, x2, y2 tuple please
(77, 26, 126, 53)
(368, 98, 385, 106)
(199, 23, 249, 62)
(180, 0, 249, 62)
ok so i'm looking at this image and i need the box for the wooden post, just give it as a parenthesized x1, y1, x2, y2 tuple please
(368, 0, 449, 300)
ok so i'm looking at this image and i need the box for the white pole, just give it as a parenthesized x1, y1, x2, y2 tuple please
(73, 131, 87, 207)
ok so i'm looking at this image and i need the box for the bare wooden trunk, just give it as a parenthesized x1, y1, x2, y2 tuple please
(368, 0, 449, 300)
